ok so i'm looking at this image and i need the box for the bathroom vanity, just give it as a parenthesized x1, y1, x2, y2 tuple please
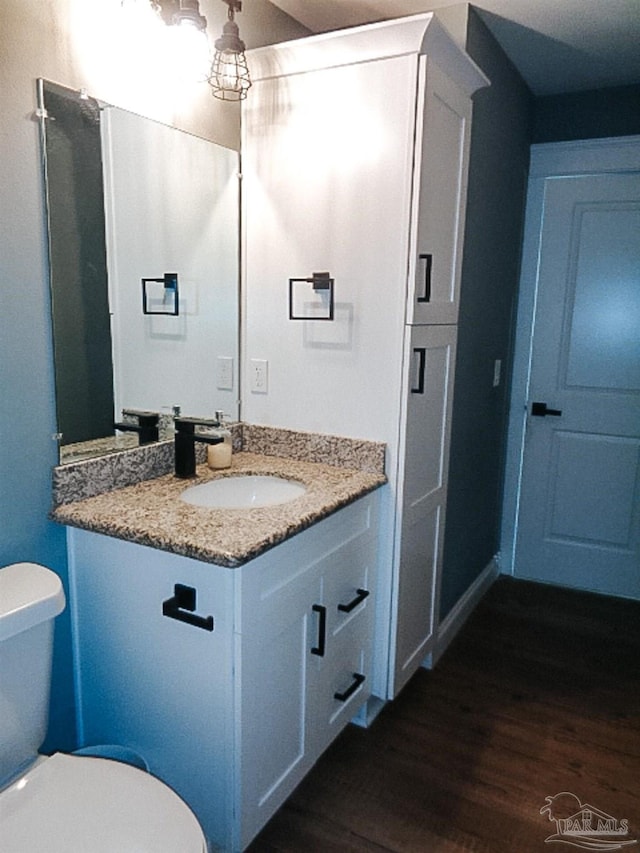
(55, 434, 384, 851)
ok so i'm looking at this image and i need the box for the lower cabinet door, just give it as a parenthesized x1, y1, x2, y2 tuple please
(392, 324, 457, 695)
(239, 595, 317, 850)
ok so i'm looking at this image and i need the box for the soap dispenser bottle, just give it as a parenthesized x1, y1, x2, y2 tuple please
(207, 411, 232, 470)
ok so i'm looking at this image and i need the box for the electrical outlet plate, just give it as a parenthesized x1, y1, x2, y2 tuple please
(250, 359, 268, 393)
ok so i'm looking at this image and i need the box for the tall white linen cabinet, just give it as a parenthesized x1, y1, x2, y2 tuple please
(242, 14, 489, 700)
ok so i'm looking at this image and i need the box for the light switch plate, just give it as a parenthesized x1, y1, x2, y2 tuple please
(216, 356, 234, 390)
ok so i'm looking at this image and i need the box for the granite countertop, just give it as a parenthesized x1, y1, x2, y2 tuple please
(52, 452, 386, 567)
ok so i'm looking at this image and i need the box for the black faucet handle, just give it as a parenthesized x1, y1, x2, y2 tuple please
(174, 417, 224, 444)
(174, 416, 221, 432)
(122, 408, 160, 425)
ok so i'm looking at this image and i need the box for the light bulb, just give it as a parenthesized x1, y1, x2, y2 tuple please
(166, 21, 210, 82)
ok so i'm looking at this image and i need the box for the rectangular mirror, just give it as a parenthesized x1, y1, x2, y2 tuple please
(38, 79, 240, 463)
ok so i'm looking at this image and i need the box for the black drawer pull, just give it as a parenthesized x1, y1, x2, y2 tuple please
(417, 253, 432, 303)
(334, 672, 366, 703)
(311, 604, 326, 657)
(411, 347, 426, 394)
(337, 588, 370, 613)
(162, 584, 214, 632)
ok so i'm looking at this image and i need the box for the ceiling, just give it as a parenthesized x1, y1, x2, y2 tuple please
(267, 0, 640, 97)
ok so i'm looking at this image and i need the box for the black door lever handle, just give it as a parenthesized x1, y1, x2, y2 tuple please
(531, 401, 563, 417)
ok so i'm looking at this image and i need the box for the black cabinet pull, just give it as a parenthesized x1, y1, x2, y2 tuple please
(337, 588, 370, 613)
(531, 401, 563, 417)
(417, 253, 432, 303)
(334, 672, 366, 703)
(311, 604, 326, 657)
(411, 347, 426, 394)
(162, 584, 214, 632)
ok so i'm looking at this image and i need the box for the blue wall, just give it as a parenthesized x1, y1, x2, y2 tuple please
(533, 84, 640, 143)
(441, 32, 640, 618)
(0, 93, 77, 751)
(440, 9, 533, 618)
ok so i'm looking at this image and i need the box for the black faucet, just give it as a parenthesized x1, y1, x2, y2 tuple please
(114, 409, 159, 446)
(174, 417, 224, 478)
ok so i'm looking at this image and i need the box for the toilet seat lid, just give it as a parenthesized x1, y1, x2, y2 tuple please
(0, 753, 207, 852)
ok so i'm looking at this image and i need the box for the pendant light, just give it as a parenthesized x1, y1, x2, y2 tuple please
(154, 0, 207, 31)
(208, 0, 251, 101)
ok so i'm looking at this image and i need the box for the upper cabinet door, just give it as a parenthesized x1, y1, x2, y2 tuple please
(242, 53, 418, 439)
(407, 58, 473, 325)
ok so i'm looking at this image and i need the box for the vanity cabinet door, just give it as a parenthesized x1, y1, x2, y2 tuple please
(406, 59, 473, 326)
(391, 324, 457, 694)
(238, 566, 320, 849)
(68, 529, 236, 852)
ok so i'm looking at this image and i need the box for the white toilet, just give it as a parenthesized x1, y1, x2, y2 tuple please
(0, 562, 208, 852)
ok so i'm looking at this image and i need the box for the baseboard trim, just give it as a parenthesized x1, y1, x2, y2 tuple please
(430, 556, 500, 666)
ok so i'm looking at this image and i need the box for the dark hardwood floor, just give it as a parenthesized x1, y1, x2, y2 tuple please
(248, 577, 640, 852)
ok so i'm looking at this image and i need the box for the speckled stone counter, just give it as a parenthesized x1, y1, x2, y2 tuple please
(52, 451, 386, 567)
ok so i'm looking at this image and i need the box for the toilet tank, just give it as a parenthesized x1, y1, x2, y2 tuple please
(0, 563, 65, 783)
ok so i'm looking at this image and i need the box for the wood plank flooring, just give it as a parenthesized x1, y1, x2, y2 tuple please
(248, 577, 640, 852)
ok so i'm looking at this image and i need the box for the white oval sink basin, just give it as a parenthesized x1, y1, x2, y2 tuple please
(180, 475, 306, 509)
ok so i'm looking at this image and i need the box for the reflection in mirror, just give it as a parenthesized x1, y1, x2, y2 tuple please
(39, 79, 240, 464)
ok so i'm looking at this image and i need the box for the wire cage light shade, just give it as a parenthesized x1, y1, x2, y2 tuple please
(208, 0, 251, 101)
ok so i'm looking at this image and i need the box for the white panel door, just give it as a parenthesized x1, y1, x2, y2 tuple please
(391, 324, 457, 694)
(515, 171, 640, 598)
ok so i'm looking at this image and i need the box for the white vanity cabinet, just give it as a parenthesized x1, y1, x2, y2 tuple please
(67, 492, 377, 852)
(243, 16, 487, 699)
